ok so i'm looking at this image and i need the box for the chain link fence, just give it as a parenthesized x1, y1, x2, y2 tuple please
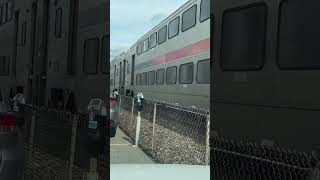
(211, 136, 320, 180)
(118, 95, 210, 165)
(22, 105, 109, 180)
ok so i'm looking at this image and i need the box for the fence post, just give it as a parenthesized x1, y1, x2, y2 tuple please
(130, 97, 135, 126)
(151, 103, 157, 155)
(68, 114, 78, 180)
(134, 111, 141, 147)
(205, 114, 210, 165)
(118, 95, 122, 115)
(29, 108, 37, 162)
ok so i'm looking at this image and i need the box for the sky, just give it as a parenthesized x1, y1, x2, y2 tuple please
(110, 0, 188, 60)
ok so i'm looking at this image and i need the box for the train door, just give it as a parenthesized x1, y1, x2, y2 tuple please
(114, 65, 116, 88)
(119, 62, 122, 94)
(27, 3, 38, 104)
(39, 0, 50, 106)
(131, 55, 135, 86)
(12, 12, 19, 80)
(122, 59, 126, 94)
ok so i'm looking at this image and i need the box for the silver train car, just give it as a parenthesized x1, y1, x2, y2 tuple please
(0, 0, 109, 113)
(111, 0, 210, 109)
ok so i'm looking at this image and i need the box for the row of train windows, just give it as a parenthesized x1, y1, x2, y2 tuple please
(136, 0, 210, 55)
(0, 56, 10, 76)
(83, 35, 109, 74)
(18, 7, 62, 47)
(0, 0, 13, 25)
(136, 59, 209, 85)
(222, 2, 320, 70)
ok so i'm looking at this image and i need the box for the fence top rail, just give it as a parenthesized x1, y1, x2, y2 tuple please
(119, 95, 209, 115)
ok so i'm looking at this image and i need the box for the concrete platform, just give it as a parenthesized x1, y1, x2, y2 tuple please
(110, 128, 155, 164)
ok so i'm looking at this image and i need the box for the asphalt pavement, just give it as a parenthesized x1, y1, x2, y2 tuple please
(0, 128, 24, 180)
(110, 128, 155, 164)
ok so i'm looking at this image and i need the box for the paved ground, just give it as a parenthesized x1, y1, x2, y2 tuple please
(110, 128, 155, 164)
(0, 128, 24, 180)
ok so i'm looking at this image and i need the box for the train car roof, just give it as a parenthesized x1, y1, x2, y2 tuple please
(112, 0, 197, 60)
(130, 0, 196, 49)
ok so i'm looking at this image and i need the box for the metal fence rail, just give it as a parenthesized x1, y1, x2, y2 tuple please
(22, 105, 110, 179)
(118, 95, 210, 165)
(211, 136, 319, 180)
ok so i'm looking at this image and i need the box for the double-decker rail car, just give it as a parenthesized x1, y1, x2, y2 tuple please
(111, 0, 210, 109)
(0, 0, 109, 113)
(213, 0, 320, 154)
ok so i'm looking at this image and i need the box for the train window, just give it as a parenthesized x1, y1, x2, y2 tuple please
(136, 42, 143, 55)
(21, 22, 27, 46)
(197, 59, 210, 84)
(221, 4, 266, 71)
(166, 66, 177, 84)
(278, 0, 320, 69)
(127, 63, 130, 74)
(141, 72, 147, 85)
(55, 8, 62, 38)
(136, 74, 140, 85)
(148, 71, 155, 85)
(101, 35, 109, 74)
(3, 3, 7, 23)
(150, 32, 157, 48)
(182, 5, 197, 32)
(1, 4, 6, 24)
(143, 38, 149, 52)
(158, 25, 167, 45)
(83, 38, 99, 74)
(0, 56, 9, 76)
(7, 1, 12, 22)
(200, 0, 210, 22)
(169, 17, 180, 39)
(179, 63, 194, 84)
(156, 69, 165, 85)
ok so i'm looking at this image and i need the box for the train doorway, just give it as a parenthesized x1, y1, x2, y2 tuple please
(27, 3, 38, 104)
(121, 59, 126, 94)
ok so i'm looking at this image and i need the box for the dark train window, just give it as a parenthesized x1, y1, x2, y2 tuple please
(0, 56, 9, 76)
(148, 71, 155, 85)
(1, 4, 6, 24)
(200, 0, 210, 22)
(55, 8, 62, 38)
(21, 22, 27, 46)
(197, 59, 210, 84)
(221, 4, 266, 71)
(156, 68, 165, 85)
(168, 17, 180, 39)
(136, 42, 143, 55)
(7, 1, 12, 22)
(141, 72, 147, 85)
(179, 62, 194, 84)
(83, 38, 99, 74)
(143, 38, 149, 52)
(278, 0, 320, 69)
(101, 35, 109, 74)
(3, 3, 7, 23)
(182, 5, 197, 32)
(166, 66, 177, 84)
(127, 63, 130, 74)
(150, 32, 157, 48)
(136, 74, 141, 85)
(158, 25, 167, 45)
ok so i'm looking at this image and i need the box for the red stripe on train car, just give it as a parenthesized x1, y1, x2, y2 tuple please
(152, 38, 210, 65)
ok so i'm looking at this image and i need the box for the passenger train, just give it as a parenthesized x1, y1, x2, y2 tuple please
(213, 0, 320, 154)
(110, 0, 210, 109)
(0, 0, 109, 113)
